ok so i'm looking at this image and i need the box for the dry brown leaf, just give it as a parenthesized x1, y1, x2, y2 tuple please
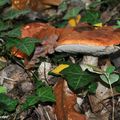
(12, 0, 63, 11)
(54, 79, 86, 120)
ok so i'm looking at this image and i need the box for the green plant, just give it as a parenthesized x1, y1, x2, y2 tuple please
(0, 86, 7, 94)
(0, 94, 18, 115)
(113, 20, 120, 29)
(0, 0, 56, 116)
(100, 66, 119, 85)
(100, 66, 119, 120)
(21, 80, 55, 111)
(0, 79, 55, 115)
(80, 10, 101, 25)
(50, 64, 97, 93)
(6, 37, 40, 56)
(0, 0, 41, 57)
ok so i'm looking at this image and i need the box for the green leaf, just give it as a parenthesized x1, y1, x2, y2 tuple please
(0, 21, 12, 32)
(109, 74, 119, 84)
(0, 94, 18, 112)
(21, 95, 39, 110)
(63, 7, 81, 20)
(0, 86, 7, 94)
(115, 85, 120, 93)
(0, 0, 9, 7)
(60, 64, 94, 90)
(113, 20, 120, 29)
(3, 9, 31, 20)
(17, 37, 40, 56)
(117, 20, 120, 25)
(36, 86, 55, 102)
(106, 66, 115, 74)
(81, 10, 101, 25)
(100, 74, 108, 83)
(88, 82, 98, 93)
(35, 80, 45, 89)
(100, 74, 119, 84)
(58, 1, 67, 12)
(113, 25, 120, 29)
(5, 26, 22, 37)
(6, 37, 40, 56)
(6, 38, 21, 50)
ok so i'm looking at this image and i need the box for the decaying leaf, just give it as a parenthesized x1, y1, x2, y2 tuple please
(54, 79, 86, 120)
(38, 62, 52, 82)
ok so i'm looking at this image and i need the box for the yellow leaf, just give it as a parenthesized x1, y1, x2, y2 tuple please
(68, 18, 76, 27)
(94, 23, 103, 27)
(52, 64, 69, 75)
(68, 15, 81, 27)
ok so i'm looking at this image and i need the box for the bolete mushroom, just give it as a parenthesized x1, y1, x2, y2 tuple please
(55, 26, 120, 70)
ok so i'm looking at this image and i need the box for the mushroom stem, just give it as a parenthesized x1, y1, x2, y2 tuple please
(80, 55, 98, 71)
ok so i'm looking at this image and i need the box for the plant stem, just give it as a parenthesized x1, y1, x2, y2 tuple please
(106, 74, 115, 120)
(109, 83, 115, 120)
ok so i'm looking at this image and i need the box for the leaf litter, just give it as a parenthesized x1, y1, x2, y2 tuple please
(1, 0, 120, 120)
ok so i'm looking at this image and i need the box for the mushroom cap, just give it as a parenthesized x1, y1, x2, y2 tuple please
(55, 26, 120, 56)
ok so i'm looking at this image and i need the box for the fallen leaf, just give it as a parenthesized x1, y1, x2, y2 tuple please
(94, 23, 103, 27)
(12, 0, 63, 11)
(54, 79, 86, 120)
(38, 62, 52, 81)
(51, 64, 69, 75)
(11, 47, 26, 58)
(68, 15, 81, 27)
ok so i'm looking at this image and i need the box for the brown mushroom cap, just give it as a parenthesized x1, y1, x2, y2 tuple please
(55, 26, 120, 56)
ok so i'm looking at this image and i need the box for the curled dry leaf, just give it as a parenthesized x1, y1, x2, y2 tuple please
(12, 0, 63, 11)
(54, 79, 86, 120)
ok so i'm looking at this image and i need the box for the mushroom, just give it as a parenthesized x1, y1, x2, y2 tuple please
(55, 26, 120, 71)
